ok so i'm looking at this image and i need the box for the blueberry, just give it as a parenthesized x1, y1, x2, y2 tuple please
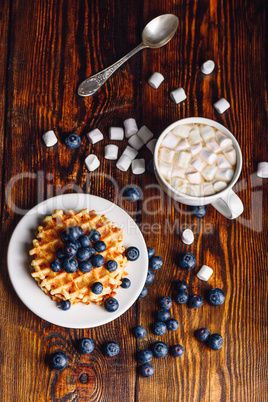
(125, 247, 140, 261)
(175, 291, 189, 305)
(65, 133, 81, 149)
(192, 205, 207, 217)
(67, 226, 82, 241)
(50, 259, 61, 272)
(88, 229, 101, 242)
(49, 351, 68, 370)
(63, 242, 78, 258)
(151, 342, 168, 358)
(91, 282, 103, 294)
(102, 341, 120, 357)
(94, 240, 106, 253)
(78, 235, 91, 248)
(178, 253, 197, 270)
(170, 344, 184, 357)
(152, 322, 167, 336)
(106, 260, 118, 272)
(77, 338, 94, 354)
(61, 257, 78, 273)
(74, 240, 81, 249)
(195, 328, 210, 342)
(76, 247, 94, 261)
(138, 363, 154, 377)
(122, 186, 140, 202)
(145, 269, 155, 285)
(207, 288, 225, 306)
(133, 326, 146, 338)
(167, 319, 179, 331)
(139, 286, 148, 298)
(176, 280, 188, 292)
(136, 350, 153, 364)
(58, 300, 71, 311)
(91, 254, 105, 267)
(120, 278, 131, 288)
(147, 159, 154, 175)
(60, 230, 69, 242)
(188, 294, 203, 308)
(56, 248, 65, 259)
(156, 308, 171, 322)
(104, 297, 119, 312)
(78, 261, 92, 273)
(159, 296, 172, 309)
(149, 256, 163, 270)
(208, 333, 223, 350)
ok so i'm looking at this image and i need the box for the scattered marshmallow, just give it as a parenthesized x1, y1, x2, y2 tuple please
(123, 118, 138, 138)
(224, 147, 236, 165)
(201, 60, 215, 75)
(214, 98, 230, 114)
(200, 148, 217, 165)
(191, 156, 206, 172)
(196, 265, 213, 281)
(109, 127, 124, 141)
(214, 180, 228, 192)
(216, 131, 233, 149)
(159, 148, 175, 164)
(200, 126, 215, 142)
(187, 171, 202, 184)
(189, 143, 202, 156)
(215, 169, 234, 181)
(104, 144, 118, 160)
(158, 162, 172, 180)
(176, 139, 190, 150)
(148, 72, 165, 89)
(218, 155, 232, 169)
(181, 229, 194, 245)
(257, 162, 268, 178)
(172, 125, 191, 138)
(128, 134, 143, 150)
(132, 159, 145, 175)
(86, 128, 103, 144)
(116, 155, 132, 172)
(189, 128, 202, 144)
(201, 165, 218, 181)
(170, 87, 187, 104)
(146, 139, 157, 154)
(206, 138, 221, 154)
(122, 145, 138, 160)
(172, 166, 186, 179)
(85, 154, 100, 172)
(42, 130, 57, 147)
(161, 132, 179, 148)
(201, 183, 215, 196)
(137, 126, 154, 144)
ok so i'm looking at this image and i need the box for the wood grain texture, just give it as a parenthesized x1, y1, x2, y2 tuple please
(0, 0, 267, 401)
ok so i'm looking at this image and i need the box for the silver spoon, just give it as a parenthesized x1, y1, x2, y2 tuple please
(77, 14, 179, 97)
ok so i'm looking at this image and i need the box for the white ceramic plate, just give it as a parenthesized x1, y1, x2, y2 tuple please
(7, 193, 148, 328)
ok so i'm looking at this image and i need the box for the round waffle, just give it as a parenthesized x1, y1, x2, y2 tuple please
(29, 209, 128, 305)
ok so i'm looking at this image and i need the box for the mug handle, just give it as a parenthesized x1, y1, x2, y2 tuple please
(211, 189, 244, 219)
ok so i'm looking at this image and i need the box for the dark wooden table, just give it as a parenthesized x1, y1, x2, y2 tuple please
(1, 0, 267, 401)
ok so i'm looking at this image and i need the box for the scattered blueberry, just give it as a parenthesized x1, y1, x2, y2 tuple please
(106, 260, 118, 272)
(192, 205, 207, 217)
(159, 296, 172, 309)
(102, 341, 120, 357)
(91, 254, 105, 267)
(78, 261, 92, 273)
(122, 186, 140, 202)
(156, 308, 171, 322)
(167, 319, 179, 331)
(49, 351, 68, 370)
(63, 242, 78, 258)
(188, 294, 203, 308)
(133, 326, 146, 338)
(175, 291, 189, 305)
(125, 247, 140, 261)
(78, 235, 91, 248)
(104, 297, 119, 312)
(66, 226, 82, 241)
(56, 248, 65, 259)
(147, 247, 155, 258)
(176, 280, 188, 292)
(61, 257, 78, 273)
(170, 344, 184, 357)
(138, 363, 154, 377)
(50, 259, 61, 272)
(207, 288, 226, 306)
(58, 300, 71, 311)
(147, 159, 154, 175)
(60, 230, 69, 242)
(139, 287, 148, 298)
(151, 342, 169, 358)
(195, 328, 210, 342)
(88, 229, 101, 242)
(94, 240, 106, 253)
(208, 333, 223, 350)
(120, 278, 131, 288)
(91, 282, 103, 294)
(178, 253, 197, 270)
(136, 350, 153, 364)
(152, 322, 167, 336)
(145, 269, 155, 285)
(77, 338, 95, 354)
(149, 256, 163, 270)
(65, 133, 81, 149)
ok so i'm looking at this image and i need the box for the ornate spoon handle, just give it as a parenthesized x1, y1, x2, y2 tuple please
(78, 43, 146, 97)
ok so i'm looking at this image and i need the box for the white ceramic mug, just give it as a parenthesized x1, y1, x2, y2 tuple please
(154, 117, 244, 219)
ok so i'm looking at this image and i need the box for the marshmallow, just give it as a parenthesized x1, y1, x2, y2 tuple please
(189, 143, 202, 155)
(215, 131, 233, 149)
(148, 72, 164, 89)
(176, 139, 190, 150)
(137, 126, 154, 144)
(176, 151, 192, 168)
(132, 159, 145, 175)
(159, 148, 175, 164)
(128, 134, 143, 150)
(172, 125, 191, 138)
(172, 167, 186, 179)
(109, 127, 124, 141)
(201, 60, 215, 75)
(224, 147, 236, 165)
(200, 148, 217, 165)
(206, 138, 221, 154)
(191, 156, 206, 172)
(104, 144, 118, 160)
(42, 130, 57, 147)
(188, 184, 201, 197)
(172, 177, 184, 189)
(189, 128, 202, 144)
(146, 139, 157, 154)
(196, 265, 213, 281)
(170, 87, 187, 104)
(177, 181, 188, 194)
(116, 155, 132, 172)
(123, 118, 138, 138)
(215, 169, 234, 181)
(85, 154, 100, 172)
(158, 162, 172, 180)
(161, 132, 179, 148)
(187, 171, 202, 184)
(200, 126, 215, 142)
(214, 180, 228, 192)
(218, 155, 232, 169)
(201, 165, 218, 181)
(257, 162, 268, 178)
(214, 98, 230, 114)
(181, 229, 194, 245)
(201, 183, 215, 196)
(86, 128, 104, 144)
(122, 145, 138, 160)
